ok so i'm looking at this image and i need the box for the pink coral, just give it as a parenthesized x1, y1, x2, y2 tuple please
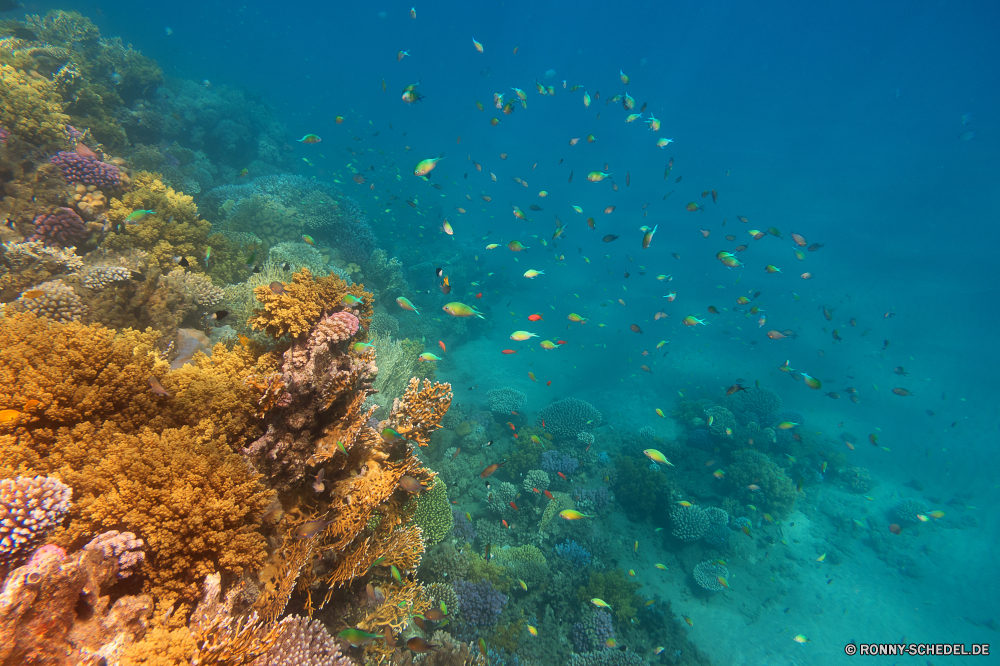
(308, 311, 360, 348)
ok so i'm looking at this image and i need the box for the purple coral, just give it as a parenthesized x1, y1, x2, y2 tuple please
(453, 579, 506, 626)
(572, 610, 615, 652)
(0, 126, 9, 146)
(541, 450, 579, 476)
(83, 531, 145, 579)
(28, 207, 88, 247)
(50, 151, 122, 189)
(452, 509, 476, 544)
(572, 487, 610, 513)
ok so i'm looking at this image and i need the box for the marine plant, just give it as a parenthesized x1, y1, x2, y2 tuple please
(575, 568, 643, 622)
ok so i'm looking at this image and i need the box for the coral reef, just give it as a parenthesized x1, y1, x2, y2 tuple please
(572, 610, 615, 652)
(486, 481, 519, 518)
(0, 63, 70, 149)
(397, 630, 486, 666)
(569, 651, 647, 666)
(486, 387, 527, 413)
(426, 581, 459, 616)
(27, 207, 88, 247)
(702, 523, 731, 548)
(81, 530, 145, 579)
(451, 509, 476, 544)
(0, 475, 72, 571)
(841, 466, 873, 493)
(686, 428, 713, 450)
(610, 455, 672, 520)
(0, 241, 83, 302)
(693, 561, 729, 592)
(535, 398, 602, 437)
(671, 504, 710, 542)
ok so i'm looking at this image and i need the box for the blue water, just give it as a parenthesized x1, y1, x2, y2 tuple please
(15, 0, 1000, 662)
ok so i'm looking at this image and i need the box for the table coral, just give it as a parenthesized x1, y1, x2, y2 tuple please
(0, 475, 72, 571)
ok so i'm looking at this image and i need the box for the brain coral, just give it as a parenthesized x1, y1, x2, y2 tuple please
(534, 397, 602, 437)
(893, 498, 930, 523)
(27, 207, 88, 247)
(693, 560, 730, 591)
(486, 387, 526, 413)
(670, 504, 710, 542)
(0, 475, 72, 569)
(409, 477, 453, 545)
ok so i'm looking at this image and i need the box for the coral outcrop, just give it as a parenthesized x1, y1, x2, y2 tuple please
(0, 475, 71, 572)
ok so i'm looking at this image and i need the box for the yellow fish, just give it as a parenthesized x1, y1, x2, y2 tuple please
(642, 449, 674, 466)
(793, 635, 811, 644)
(591, 598, 612, 609)
(815, 553, 826, 562)
(527, 625, 537, 636)
(472, 37, 484, 53)
(518, 579, 528, 591)
(559, 510, 595, 520)
(676, 501, 693, 507)
(633, 540, 638, 553)
(928, 510, 945, 519)
(628, 569, 636, 577)
(655, 408, 665, 418)
(654, 563, 668, 570)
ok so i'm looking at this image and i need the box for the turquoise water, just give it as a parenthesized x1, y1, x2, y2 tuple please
(4, 0, 998, 664)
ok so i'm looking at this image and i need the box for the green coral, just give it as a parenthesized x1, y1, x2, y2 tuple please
(726, 448, 797, 518)
(463, 546, 511, 591)
(503, 434, 541, 480)
(409, 477, 453, 545)
(575, 569, 643, 622)
(611, 455, 669, 520)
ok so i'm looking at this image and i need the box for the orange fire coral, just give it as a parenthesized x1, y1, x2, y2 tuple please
(380, 378, 454, 448)
(249, 268, 372, 340)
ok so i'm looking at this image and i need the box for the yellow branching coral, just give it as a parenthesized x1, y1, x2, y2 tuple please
(249, 268, 372, 340)
(0, 63, 70, 148)
(358, 579, 431, 666)
(381, 378, 453, 448)
(104, 171, 212, 274)
(317, 523, 425, 594)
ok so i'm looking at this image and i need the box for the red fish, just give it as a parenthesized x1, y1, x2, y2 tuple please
(556, 340, 568, 345)
(438, 340, 446, 352)
(532, 487, 540, 493)
(546, 380, 552, 386)
(544, 490, 554, 499)
(558, 472, 567, 480)
(508, 422, 515, 430)
(510, 501, 519, 511)
(501, 349, 518, 355)
(502, 519, 509, 528)
(480, 462, 506, 478)
(528, 314, 544, 321)
(476, 292, 483, 299)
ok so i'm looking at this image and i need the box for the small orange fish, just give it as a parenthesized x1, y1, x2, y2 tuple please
(502, 519, 509, 528)
(480, 462, 505, 478)
(21, 290, 45, 299)
(438, 340, 446, 352)
(544, 490, 554, 499)
(476, 292, 483, 299)
(528, 313, 544, 321)
(23, 400, 40, 411)
(508, 422, 516, 430)
(148, 376, 171, 397)
(546, 380, 552, 386)
(510, 501, 519, 511)
(0, 409, 21, 424)
(558, 472, 567, 480)
(501, 349, 518, 355)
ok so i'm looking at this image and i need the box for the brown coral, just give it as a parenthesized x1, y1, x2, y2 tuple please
(380, 378, 453, 448)
(0, 63, 71, 149)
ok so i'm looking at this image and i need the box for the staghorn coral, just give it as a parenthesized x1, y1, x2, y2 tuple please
(572, 610, 615, 653)
(0, 475, 72, 571)
(27, 207, 88, 247)
(670, 504, 710, 542)
(0, 538, 154, 666)
(0, 63, 70, 148)
(569, 651, 647, 666)
(249, 268, 372, 341)
(485, 387, 526, 413)
(534, 398, 602, 437)
(7, 279, 87, 323)
(841, 466, 872, 493)
(540, 450, 579, 476)
(555, 539, 592, 567)
(422, 542, 469, 583)
(103, 172, 211, 274)
(368, 310, 399, 337)
(693, 560, 729, 592)
(408, 477, 453, 545)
